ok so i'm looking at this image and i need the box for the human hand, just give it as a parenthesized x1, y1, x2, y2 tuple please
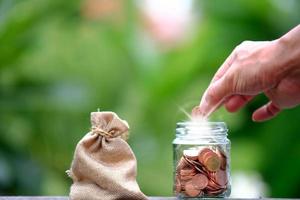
(198, 25, 300, 122)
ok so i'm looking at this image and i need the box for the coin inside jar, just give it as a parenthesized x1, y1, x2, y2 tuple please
(173, 119, 230, 198)
(198, 148, 213, 163)
(175, 177, 181, 193)
(202, 151, 221, 172)
(180, 168, 196, 176)
(191, 174, 208, 190)
(185, 180, 202, 197)
(174, 145, 229, 197)
(191, 106, 203, 118)
(215, 169, 227, 186)
(176, 157, 189, 170)
(216, 148, 227, 170)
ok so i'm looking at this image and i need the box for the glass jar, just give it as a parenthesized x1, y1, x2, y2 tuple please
(173, 121, 231, 198)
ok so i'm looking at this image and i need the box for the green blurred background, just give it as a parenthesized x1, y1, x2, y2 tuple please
(0, 0, 300, 197)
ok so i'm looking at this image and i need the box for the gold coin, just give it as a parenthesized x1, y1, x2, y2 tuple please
(203, 152, 221, 171)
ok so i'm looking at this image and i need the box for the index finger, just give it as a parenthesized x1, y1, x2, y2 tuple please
(199, 76, 233, 117)
(211, 50, 236, 83)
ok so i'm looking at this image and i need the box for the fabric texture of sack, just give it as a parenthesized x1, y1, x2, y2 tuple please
(67, 111, 147, 200)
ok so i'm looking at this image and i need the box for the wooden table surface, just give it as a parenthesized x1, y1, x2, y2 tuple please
(0, 197, 176, 200)
(0, 198, 178, 200)
(0, 197, 297, 200)
(0, 197, 299, 200)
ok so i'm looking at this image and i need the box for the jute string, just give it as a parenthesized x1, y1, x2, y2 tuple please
(91, 126, 113, 138)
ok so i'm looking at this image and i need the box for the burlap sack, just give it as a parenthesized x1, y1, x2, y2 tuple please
(67, 111, 148, 200)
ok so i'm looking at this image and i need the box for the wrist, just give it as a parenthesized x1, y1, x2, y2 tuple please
(277, 25, 300, 70)
(274, 25, 300, 79)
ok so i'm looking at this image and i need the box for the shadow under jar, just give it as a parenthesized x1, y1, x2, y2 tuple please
(173, 121, 231, 199)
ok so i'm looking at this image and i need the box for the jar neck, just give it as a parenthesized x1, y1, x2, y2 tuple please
(176, 121, 228, 140)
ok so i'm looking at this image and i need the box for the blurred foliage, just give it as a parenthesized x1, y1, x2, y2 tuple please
(0, 0, 300, 197)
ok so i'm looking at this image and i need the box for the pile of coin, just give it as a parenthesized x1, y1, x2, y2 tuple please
(174, 147, 228, 197)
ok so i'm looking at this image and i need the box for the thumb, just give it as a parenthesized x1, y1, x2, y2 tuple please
(252, 101, 281, 122)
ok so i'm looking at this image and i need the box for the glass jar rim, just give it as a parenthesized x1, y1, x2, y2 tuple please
(177, 121, 226, 127)
(176, 121, 228, 137)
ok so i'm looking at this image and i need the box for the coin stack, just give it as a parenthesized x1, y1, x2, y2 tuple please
(174, 147, 228, 197)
